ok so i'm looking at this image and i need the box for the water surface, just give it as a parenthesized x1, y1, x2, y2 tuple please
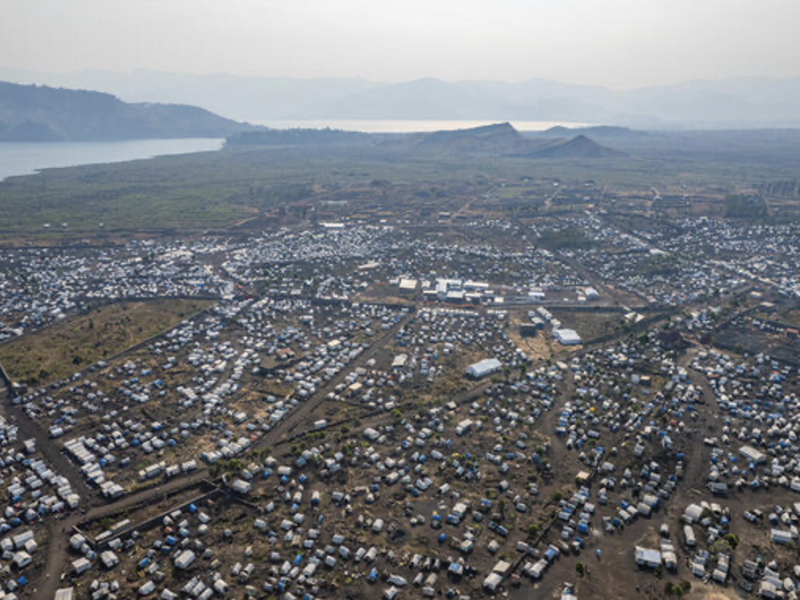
(0, 138, 224, 181)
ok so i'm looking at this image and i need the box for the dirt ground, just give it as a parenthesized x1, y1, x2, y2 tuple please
(0, 298, 213, 385)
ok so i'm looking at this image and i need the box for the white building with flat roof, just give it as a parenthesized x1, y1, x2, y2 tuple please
(554, 329, 582, 345)
(466, 358, 502, 379)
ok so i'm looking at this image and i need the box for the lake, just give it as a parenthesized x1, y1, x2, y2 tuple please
(0, 138, 224, 181)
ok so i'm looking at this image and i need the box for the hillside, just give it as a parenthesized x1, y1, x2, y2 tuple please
(0, 81, 257, 141)
(416, 123, 625, 158)
(415, 122, 528, 153)
(538, 125, 646, 139)
(222, 122, 626, 159)
(529, 135, 627, 158)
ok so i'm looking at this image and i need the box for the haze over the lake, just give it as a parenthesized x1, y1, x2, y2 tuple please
(2, 0, 799, 87)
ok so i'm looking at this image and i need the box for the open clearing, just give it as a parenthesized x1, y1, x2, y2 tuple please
(0, 298, 214, 385)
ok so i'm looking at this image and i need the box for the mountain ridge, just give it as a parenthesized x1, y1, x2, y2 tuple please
(3, 67, 800, 128)
(526, 134, 627, 158)
(0, 80, 258, 142)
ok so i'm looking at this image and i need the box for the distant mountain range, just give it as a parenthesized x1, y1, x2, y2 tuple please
(0, 80, 257, 142)
(2, 67, 799, 129)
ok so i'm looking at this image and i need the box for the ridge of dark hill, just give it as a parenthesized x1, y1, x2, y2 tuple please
(415, 122, 526, 153)
(538, 125, 646, 138)
(0, 81, 257, 141)
(528, 135, 627, 158)
(415, 123, 625, 158)
(221, 121, 626, 159)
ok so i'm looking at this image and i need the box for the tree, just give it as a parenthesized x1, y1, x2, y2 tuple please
(723, 533, 740, 549)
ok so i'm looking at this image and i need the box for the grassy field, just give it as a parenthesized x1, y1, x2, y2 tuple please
(0, 298, 214, 386)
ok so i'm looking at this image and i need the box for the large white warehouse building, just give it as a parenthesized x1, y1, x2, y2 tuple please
(466, 358, 502, 379)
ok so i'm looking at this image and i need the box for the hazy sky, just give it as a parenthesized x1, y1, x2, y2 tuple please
(2, 0, 799, 87)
